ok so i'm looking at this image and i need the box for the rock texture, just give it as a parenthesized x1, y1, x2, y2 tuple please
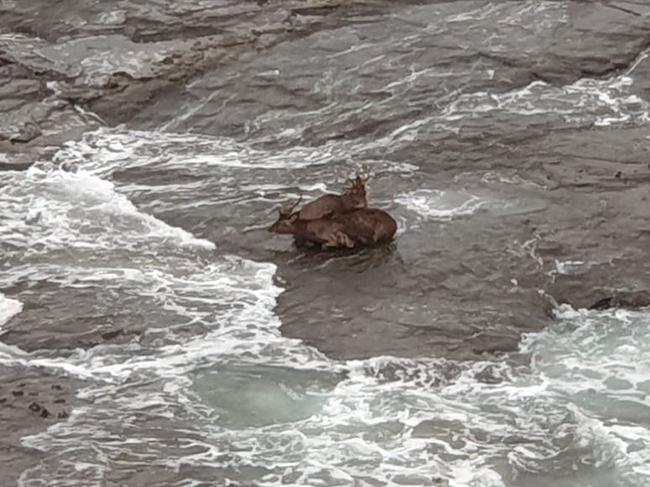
(1, 0, 650, 478)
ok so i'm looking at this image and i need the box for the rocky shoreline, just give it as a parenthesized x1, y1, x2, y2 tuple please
(2, 0, 650, 482)
(1, 1, 380, 167)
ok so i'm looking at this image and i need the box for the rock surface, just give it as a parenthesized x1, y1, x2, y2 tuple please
(0, 365, 84, 486)
(1, 0, 650, 480)
(2, 0, 649, 356)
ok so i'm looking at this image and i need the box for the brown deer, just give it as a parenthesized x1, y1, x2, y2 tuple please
(296, 175, 368, 221)
(330, 208, 397, 246)
(268, 196, 355, 248)
(268, 197, 397, 250)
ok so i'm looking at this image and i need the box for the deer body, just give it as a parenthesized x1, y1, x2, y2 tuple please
(297, 175, 368, 220)
(268, 208, 396, 249)
(332, 209, 397, 246)
(268, 174, 396, 250)
(297, 193, 365, 221)
(268, 214, 355, 248)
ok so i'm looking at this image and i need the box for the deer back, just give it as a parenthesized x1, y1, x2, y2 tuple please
(297, 194, 348, 221)
(332, 208, 397, 245)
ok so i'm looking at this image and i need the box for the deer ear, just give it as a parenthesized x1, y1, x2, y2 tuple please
(289, 213, 299, 223)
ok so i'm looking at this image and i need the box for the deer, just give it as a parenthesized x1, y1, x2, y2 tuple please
(330, 208, 397, 247)
(268, 197, 397, 250)
(295, 174, 368, 221)
(268, 196, 356, 249)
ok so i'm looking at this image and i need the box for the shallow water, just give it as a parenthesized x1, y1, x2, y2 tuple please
(1, 0, 650, 486)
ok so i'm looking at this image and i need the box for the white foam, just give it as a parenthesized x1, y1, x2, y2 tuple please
(0, 293, 23, 329)
(1, 257, 330, 383)
(0, 165, 214, 254)
(16, 302, 650, 486)
(440, 76, 650, 127)
(54, 128, 336, 176)
(385, 71, 650, 145)
(395, 189, 484, 220)
(553, 259, 586, 276)
(518, 306, 650, 483)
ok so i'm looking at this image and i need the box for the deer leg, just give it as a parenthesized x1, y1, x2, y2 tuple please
(322, 231, 349, 249)
(334, 231, 355, 248)
(322, 238, 340, 249)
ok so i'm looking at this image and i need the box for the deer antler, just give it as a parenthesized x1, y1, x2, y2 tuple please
(356, 170, 370, 184)
(342, 169, 370, 194)
(351, 172, 368, 188)
(279, 194, 303, 216)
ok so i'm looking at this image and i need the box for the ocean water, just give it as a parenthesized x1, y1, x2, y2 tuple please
(2, 0, 650, 485)
(1, 131, 648, 485)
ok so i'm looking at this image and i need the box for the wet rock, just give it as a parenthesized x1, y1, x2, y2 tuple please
(0, 282, 159, 352)
(474, 365, 505, 385)
(0, 0, 373, 136)
(27, 401, 51, 419)
(588, 291, 650, 311)
(1, 0, 648, 363)
(0, 2, 649, 484)
(0, 366, 85, 487)
(468, 334, 520, 356)
(412, 419, 467, 451)
(8, 121, 41, 143)
(100, 328, 124, 341)
(528, 2, 650, 83)
(590, 297, 615, 310)
(0, 161, 33, 171)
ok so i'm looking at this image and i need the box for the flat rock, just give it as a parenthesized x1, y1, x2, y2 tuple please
(0, 365, 85, 487)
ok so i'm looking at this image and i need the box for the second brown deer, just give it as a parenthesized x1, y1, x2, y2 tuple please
(295, 175, 368, 221)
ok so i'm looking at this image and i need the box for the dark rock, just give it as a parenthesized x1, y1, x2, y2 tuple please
(8, 122, 41, 143)
(0, 282, 153, 352)
(0, 366, 85, 486)
(0, 162, 33, 171)
(474, 365, 505, 384)
(101, 329, 124, 341)
(589, 291, 650, 311)
(590, 297, 613, 310)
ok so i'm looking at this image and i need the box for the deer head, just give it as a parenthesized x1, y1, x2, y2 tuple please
(268, 195, 303, 234)
(342, 173, 369, 209)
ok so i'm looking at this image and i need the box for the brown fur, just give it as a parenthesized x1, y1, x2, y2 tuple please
(296, 175, 367, 221)
(331, 208, 397, 246)
(268, 207, 396, 249)
(268, 212, 354, 248)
